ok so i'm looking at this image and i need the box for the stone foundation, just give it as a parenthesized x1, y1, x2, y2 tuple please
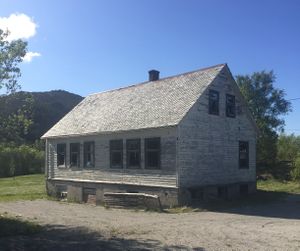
(46, 179, 179, 207)
(46, 179, 256, 207)
(181, 181, 256, 204)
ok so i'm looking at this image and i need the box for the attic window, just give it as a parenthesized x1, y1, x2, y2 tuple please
(84, 141, 95, 168)
(70, 143, 80, 167)
(145, 138, 161, 169)
(239, 141, 249, 169)
(209, 90, 219, 115)
(226, 94, 236, 118)
(126, 139, 141, 169)
(57, 143, 66, 167)
(110, 139, 123, 169)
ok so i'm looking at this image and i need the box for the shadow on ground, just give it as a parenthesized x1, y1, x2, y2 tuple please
(0, 224, 204, 251)
(192, 190, 300, 220)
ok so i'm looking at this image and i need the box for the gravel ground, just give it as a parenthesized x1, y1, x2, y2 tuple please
(0, 197, 300, 251)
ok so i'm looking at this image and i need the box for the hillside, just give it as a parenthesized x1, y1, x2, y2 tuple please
(0, 90, 83, 142)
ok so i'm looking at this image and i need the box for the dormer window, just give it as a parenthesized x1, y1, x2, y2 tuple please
(209, 90, 219, 115)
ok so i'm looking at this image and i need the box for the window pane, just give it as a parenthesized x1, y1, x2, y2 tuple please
(145, 138, 160, 169)
(226, 94, 236, 118)
(84, 142, 94, 168)
(126, 139, 141, 169)
(146, 151, 160, 168)
(87, 154, 91, 162)
(128, 151, 140, 167)
(70, 143, 80, 167)
(57, 144, 66, 166)
(146, 138, 160, 149)
(110, 140, 123, 168)
(209, 90, 219, 115)
(57, 155, 65, 166)
(71, 153, 78, 166)
(70, 143, 79, 152)
(111, 152, 122, 167)
(239, 141, 249, 169)
(127, 140, 140, 150)
(110, 140, 122, 150)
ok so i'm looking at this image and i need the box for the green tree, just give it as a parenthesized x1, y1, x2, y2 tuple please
(0, 29, 32, 144)
(236, 71, 292, 173)
(0, 29, 27, 94)
(291, 156, 300, 180)
(277, 134, 300, 180)
(277, 134, 300, 162)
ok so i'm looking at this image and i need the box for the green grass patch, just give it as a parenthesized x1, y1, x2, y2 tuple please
(0, 174, 47, 202)
(257, 179, 300, 194)
(0, 215, 42, 237)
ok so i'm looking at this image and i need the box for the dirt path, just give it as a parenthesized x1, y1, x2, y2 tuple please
(0, 198, 300, 250)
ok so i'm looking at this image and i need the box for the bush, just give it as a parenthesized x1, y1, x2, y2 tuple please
(0, 145, 44, 177)
(290, 156, 300, 181)
(272, 161, 293, 180)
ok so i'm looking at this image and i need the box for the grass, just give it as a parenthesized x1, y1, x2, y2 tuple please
(0, 175, 45, 237)
(257, 179, 300, 194)
(0, 214, 42, 237)
(0, 174, 47, 202)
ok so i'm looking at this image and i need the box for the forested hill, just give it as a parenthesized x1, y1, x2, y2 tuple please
(0, 90, 83, 142)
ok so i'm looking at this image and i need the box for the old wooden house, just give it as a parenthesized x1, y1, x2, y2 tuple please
(42, 64, 257, 207)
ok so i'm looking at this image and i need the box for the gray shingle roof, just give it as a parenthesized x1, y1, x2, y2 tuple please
(42, 64, 225, 138)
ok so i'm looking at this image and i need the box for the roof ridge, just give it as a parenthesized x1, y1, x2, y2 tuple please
(88, 63, 226, 97)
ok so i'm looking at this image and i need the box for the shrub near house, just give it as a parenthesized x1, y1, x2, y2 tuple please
(0, 145, 44, 177)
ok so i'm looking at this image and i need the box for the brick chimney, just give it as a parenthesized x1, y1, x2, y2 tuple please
(148, 70, 160, 81)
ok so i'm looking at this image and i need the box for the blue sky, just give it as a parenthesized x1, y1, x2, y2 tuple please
(1, 0, 300, 134)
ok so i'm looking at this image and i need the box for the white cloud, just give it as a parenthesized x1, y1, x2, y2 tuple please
(0, 13, 41, 63)
(0, 13, 37, 41)
(23, 51, 41, 63)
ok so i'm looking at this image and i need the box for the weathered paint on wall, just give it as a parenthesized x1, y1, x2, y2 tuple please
(177, 66, 257, 188)
(47, 127, 178, 188)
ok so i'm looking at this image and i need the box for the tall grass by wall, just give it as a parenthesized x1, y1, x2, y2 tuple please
(290, 157, 300, 181)
(0, 145, 44, 177)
